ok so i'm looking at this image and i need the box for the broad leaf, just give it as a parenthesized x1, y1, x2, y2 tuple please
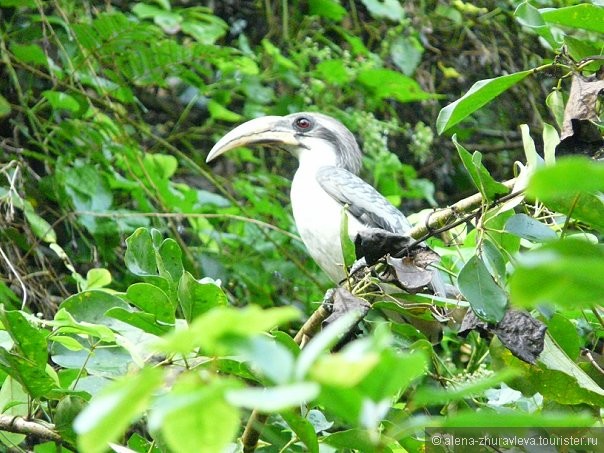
(510, 239, 604, 308)
(178, 271, 227, 323)
(504, 214, 557, 242)
(149, 375, 240, 453)
(74, 368, 164, 453)
(225, 382, 320, 411)
(457, 256, 508, 323)
(541, 4, 604, 33)
(437, 71, 531, 133)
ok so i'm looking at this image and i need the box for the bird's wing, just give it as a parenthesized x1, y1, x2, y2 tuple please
(316, 166, 412, 234)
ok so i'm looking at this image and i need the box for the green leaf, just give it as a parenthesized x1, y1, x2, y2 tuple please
(526, 158, 604, 230)
(0, 309, 48, 365)
(454, 138, 509, 201)
(546, 90, 565, 130)
(324, 428, 379, 451)
(208, 99, 243, 122)
(547, 314, 580, 361)
(436, 70, 531, 134)
(149, 375, 240, 453)
(541, 4, 604, 33)
(0, 349, 58, 399)
(504, 213, 557, 242)
(492, 335, 604, 407)
(413, 369, 518, 406)
(527, 157, 604, 198)
(178, 272, 227, 323)
(390, 35, 424, 76)
(316, 59, 350, 85)
(514, 2, 559, 48)
(23, 201, 57, 243)
(54, 395, 86, 445)
(157, 238, 183, 282)
(235, 335, 295, 384)
(42, 90, 80, 112)
(143, 153, 178, 179)
(542, 123, 559, 166)
(225, 382, 320, 411)
(0, 94, 10, 118)
(309, 0, 347, 21)
(510, 239, 604, 308)
(105, 307, 168, 336)
(310, 352, 379, 388)
(458, 255, 508, 323)
(157, 305, 300, 355)
(295, 312, 364, 380)
(339, 207, 356, 270)
(124, 283, 175, 324)
(0, 377, 28, 447)
(52, 308, 116, 342)
(360, 0, 404, 21)
(74, 367, 164, 453)
(59, 290, 131, 331)
(357, 69, 438, 102)
(281, 411, 319, 453)
(83, 268, 112, 290)
(125, 228, 157, 276)
(10, 43, 47, 66)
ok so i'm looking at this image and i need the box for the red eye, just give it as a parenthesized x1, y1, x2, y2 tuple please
(294, 117, 312, 130)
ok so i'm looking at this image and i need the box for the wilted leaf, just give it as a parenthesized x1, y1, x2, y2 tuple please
(494, 310, 546, 364)
(354, 228, 413, 265)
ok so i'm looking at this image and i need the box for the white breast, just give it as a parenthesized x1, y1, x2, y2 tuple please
(291, 166, 363, 282)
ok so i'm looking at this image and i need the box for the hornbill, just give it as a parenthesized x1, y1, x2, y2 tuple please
(206, 112, 445, 296)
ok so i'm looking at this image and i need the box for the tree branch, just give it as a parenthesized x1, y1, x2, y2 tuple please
(407, 178, 518, 240)
(0, 415, 62, 443)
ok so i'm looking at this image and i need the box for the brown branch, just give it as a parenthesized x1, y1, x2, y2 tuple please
(0, 415, 62, 443)
(407, 178, 519, 240)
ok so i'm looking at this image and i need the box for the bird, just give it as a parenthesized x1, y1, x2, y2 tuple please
(206, 112, 445, 296)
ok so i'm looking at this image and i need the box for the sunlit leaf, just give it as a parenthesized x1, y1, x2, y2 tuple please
(437, 71, 531, 133)
(149, 374, 240, 453)
(357, 69, 439, 102)
(510, 239, 604, 308)
(74, 368, 164, 453)
(541, 4, 604, 33)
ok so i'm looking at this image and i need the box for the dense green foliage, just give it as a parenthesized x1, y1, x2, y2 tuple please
(0, 1, 603, 452)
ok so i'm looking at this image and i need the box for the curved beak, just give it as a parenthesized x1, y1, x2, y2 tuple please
(206, 116, 300, 163)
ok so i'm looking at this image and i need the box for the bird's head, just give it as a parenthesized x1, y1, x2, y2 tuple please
(206, 112, 362, 174)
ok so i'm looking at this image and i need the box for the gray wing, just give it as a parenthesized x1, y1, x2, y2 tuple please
(316, 166, 412, 234)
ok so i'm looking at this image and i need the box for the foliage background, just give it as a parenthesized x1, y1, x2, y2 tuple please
(0, 0, 603, 452)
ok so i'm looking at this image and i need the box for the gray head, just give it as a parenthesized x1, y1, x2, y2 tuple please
(206, 112, 362, 174)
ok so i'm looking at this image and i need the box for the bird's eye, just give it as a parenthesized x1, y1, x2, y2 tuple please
(294, 116, 313, 131)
